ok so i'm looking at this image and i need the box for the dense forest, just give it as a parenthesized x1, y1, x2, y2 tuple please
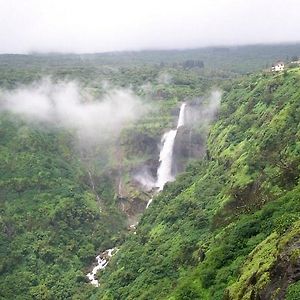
(0, 44, 299, 299)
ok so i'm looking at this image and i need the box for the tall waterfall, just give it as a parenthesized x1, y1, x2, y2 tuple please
(156, 103, 186, 190)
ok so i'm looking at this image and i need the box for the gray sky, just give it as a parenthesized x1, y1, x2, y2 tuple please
(0, 0, 300, 54)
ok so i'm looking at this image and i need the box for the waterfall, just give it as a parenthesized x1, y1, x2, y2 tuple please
(156, 103, 186, 191)
(177, 102, 186, 128)
(156, 130, 177, 190)
(87, 104, 187, 285)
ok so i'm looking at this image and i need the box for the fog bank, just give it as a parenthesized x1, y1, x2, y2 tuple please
(0, 79, 147, 143)
(1, 0, 300, 53)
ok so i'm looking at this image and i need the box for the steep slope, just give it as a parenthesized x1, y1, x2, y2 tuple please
(0, 60, 216, 299)
(0, 115, 126, 299)
(95, 69, 300, 299)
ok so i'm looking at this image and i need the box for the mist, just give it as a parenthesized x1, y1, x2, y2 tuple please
(157, 73, 172, 85)
(0, 0, 300, 54)
(0, 79, 147, 144)
(133, 166, 156, 192)
(133, 90, 222, 191)
(200, 90, 222, 122)
(185, 90, 222, 129)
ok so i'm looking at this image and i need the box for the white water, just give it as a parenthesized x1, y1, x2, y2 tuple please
(156, 130, 177, 190)
(146, 198, 153, 208)
(177, 102, 186, 129)
(155, 103, 186, 191)
(86, 248, 116, 287)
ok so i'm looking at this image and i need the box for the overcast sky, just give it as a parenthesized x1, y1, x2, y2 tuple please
(0, 0, 300, 54)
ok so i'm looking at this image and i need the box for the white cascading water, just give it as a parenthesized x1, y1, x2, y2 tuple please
(155, 130, 177, 190)
(177, 102, 186, 129)
(156, 103, 186, 191)
(86, 248, 116, 286)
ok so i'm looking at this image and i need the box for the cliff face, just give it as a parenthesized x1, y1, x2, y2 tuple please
(173, 126, 205, 175)
(115, 103, 209, 224)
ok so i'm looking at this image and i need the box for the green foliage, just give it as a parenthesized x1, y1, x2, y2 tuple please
(286, 281, 300, 300)
(96, 69, 300, 300)
(0, 115, 125, 299)
(227, 233, 278, 299)
(1, 49, 300, 300)
(174, 280, 207, 300)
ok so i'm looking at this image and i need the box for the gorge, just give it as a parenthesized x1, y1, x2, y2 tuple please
(87, 102, 188, 285)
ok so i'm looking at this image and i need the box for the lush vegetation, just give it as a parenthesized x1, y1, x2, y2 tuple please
(0, 115, 128, 299)
(1, 44, 300, 86)
(0, 45, 299, 299)
(0, 49, 214, 299)
(96, 68, 300, 300)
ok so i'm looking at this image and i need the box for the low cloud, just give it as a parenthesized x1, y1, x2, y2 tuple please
(201, 90, 222, 121)
(157, 73, 172, 85)
(0, 79, 147, 144)
(186, 89, 222, 128)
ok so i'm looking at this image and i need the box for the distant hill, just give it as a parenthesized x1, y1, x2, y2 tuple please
(1, 43, 300, 74)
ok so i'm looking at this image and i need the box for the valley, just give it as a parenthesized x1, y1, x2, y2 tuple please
(0, 45, 299, 299)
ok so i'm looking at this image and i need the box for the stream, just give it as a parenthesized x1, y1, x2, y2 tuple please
(86, 248, 117, 287)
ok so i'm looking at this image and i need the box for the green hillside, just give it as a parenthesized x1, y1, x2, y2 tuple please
(0, 49, 299, 300)
(96, 69, 300, 300)
(0, 116, 126, 299)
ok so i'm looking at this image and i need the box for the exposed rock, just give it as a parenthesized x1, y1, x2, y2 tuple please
(173, 126, 205, 175)
(198, 248, 206, 262)
(121, 131, 159, 158)
(117, 196, 148, 227)
(225, 223, 300, 300)
(259, 233, 300, 299)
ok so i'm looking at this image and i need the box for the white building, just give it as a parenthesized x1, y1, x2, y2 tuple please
(290, 60, 300, 65)
(271, 62, 285, 72)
